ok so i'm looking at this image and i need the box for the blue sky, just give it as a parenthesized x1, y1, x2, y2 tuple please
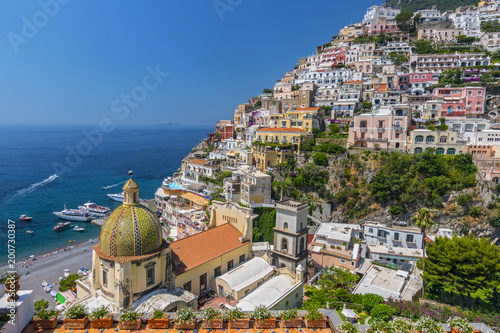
(0, 0, 380, 126)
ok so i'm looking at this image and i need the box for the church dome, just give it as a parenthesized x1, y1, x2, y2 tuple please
(100, 172, 162, 257)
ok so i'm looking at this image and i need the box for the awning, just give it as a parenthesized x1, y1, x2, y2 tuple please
(56, 292, 66, 304)
(342, 309, 357, 318)
(181, 192, 209, 207)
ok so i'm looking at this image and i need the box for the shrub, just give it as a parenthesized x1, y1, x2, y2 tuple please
(65, 305, 88, 319)
(200, 307, 222, 321)
(370, 304, 394, 322)
(447, 316, 473, 333)
(415, 316, 443, 333)
(339, 321, 359, 333)
(175, 307, 195, 324)
(252, 305, 271, 320)
(225, 307, 246, 320)
(335, 190, 348, 204)
(59, 273, 80, 292)
(34, 308, 59, 320)
(389, 205, 403, 215)
(362, 293, 384, 313)
(34, 299, 49, 312)
(152, 308, 166, 320)
(89, 305, 111, 320)
(120, 308, 141, 322)
(468, 206, 481, 217)
(313, 153, 328, 166)
(489, 215, 500, 227)
(457, 194, 471, 207)
(281, 308, 298, 321)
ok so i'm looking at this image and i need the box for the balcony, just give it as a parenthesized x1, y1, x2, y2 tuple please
(377, 128, 385, 133)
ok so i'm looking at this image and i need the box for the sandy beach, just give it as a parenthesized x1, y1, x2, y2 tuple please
(0, 240, 97, 306)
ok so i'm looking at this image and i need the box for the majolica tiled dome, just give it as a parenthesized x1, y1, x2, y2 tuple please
(100, 172, 162, 257)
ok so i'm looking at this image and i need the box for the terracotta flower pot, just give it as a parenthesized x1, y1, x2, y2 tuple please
(4, 278, 20, 301)
(33, 316, 58, 329)
(281, 318, 303, 328)
(64, 316, 88, 330)
(228, 318, 250, 329)
(148, 316, 170, 329)
(203, 318, 223, 329)
(174, 319, 196, 330)
(255, 318, 276, 329)
(305, 318, 327, 328)
(90, 316, 114, 329)
(119, 319, 141, 330)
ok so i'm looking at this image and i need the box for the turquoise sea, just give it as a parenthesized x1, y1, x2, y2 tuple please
(0, 124, 211, 264)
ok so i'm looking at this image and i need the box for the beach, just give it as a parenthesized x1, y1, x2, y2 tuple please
(0, 240, 96, 306)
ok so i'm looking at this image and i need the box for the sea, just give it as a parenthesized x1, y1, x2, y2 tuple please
(0, 124, 211, 264)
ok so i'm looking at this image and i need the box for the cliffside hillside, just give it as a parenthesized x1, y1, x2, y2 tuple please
(270, 146, 500, 242)
(383, 0, 477, 12)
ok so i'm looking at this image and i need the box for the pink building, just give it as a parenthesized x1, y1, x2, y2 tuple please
(369, 17, 399, 35)
(432, 86, 486, 117)
(409, 72, 440, 94)
(319, 46, 347, 67)
(347, 106, 410, 150)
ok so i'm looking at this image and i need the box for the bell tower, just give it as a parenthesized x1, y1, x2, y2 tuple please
(271, 200, 308, 281)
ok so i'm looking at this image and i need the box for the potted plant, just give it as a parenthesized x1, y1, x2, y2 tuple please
(448, 317, 474, 333)
(119, 308, 142, 330)
(339, 321, 359, 333)
(148, 308, 170, 329)
(90, 305, 113, 329)
(253, 305, 276, 329)
(415, 316, 444, 333)
(1, 272, 21, 302)
(32, 300, 59, 330)
(281, 308, 302, 328)
(63, 305, 88, 329)
(305, 308, 327, 328)
(225, 307, 250, 329)
(174, 307, 196, 330)
(201, 307, 223, 329)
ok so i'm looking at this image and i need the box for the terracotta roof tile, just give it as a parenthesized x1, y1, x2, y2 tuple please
(256, 127, 305, 133)
(186, 158, 209, 165)
(170, 223, 248, 276)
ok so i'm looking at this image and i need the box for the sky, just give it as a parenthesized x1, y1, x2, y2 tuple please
(0, 0, 381, 126)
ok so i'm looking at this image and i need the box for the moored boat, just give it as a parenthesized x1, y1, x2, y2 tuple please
(20, 214, 32, 221)
(26, 230, 34, 234)
(53, 222, 70, 231)
(107, 192, 124, 202)
(78, 202, 110, 217)
(53, 205, 92, 222)
(73, 226, 85, 232)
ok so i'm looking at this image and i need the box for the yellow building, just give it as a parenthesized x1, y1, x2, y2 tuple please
(171, 223, 251, 296)
(86, 172, 175, 312)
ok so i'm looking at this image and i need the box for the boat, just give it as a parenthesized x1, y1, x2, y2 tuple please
(53, 222, 70, 231)
(53, 205, 92, 222)
(73, 226, 85, 232)
(78, 202, 110, 217)
(20, 214, 32, 221)
(26, 230, 34, 234)
(107, 192, 124, 202)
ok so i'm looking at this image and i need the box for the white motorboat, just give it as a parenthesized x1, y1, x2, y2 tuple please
(107, 192, 124, 202)
(53, 205, 92, 222)
(73, 226, 85, 232)
(79, 202, 110, 217)
(53, 222, 70, 231)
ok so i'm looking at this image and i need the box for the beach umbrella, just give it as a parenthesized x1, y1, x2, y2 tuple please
(50, 290, 57, 297)
(30, 255, 35, 258)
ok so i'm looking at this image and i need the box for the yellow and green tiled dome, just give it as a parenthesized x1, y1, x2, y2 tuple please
(100, 171, 162, 257)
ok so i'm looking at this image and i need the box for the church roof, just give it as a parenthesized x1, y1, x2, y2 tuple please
(216, 257, 274, 292)
(123, 178, 139, 189)
(170, 223, 248, 276)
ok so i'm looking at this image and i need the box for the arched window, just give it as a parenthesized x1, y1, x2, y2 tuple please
(282, 238, 288, 251)
(426, 136, 435, 143)
(369, 228, 374, 233)
(283, 222, 288, 230)
(447, 148, 456, 155)
(415, 135, 424, 143)
(300, 238, 305, 251)
(414, 147, 423, 154)
(436, 148, 444, 154)
(440, 136, 447, 143)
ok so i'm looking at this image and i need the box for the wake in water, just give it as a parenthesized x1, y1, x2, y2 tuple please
(101, 182, 123, 190)
(13, 174, 58, 198)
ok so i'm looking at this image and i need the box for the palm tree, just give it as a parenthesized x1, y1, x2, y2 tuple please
(411, 208, 435, 298)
